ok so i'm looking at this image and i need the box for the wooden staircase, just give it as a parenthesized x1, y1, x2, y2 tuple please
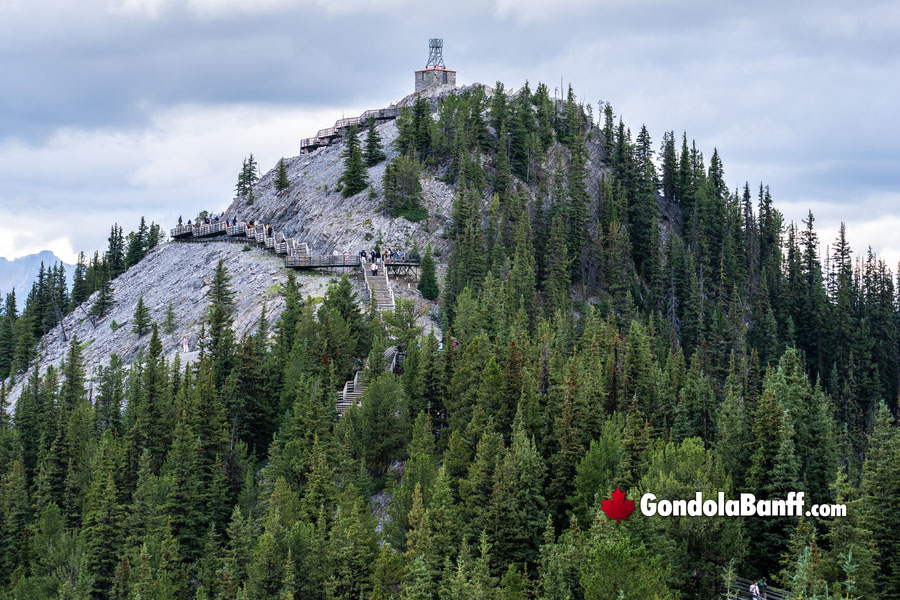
(336, 346, 406, 415)
(362, 261, 395, 312)
(336, 370, 366, 414)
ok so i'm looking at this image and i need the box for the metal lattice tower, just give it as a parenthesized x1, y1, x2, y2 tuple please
(425, 38, 445, 68)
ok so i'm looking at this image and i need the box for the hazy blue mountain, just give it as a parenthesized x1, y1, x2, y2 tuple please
(0, 250, 74, 310)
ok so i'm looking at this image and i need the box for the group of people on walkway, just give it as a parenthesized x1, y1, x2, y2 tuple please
(186, 212, 227, 226)
(359, 247, 407, 264)
(749, 577, 767, 599)
(244, 220, 273, 237)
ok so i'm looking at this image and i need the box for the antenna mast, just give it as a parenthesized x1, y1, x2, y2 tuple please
(425, 38, 445, 68)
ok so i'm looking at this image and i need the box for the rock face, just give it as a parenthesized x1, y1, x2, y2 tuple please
(4, 242, 344, 406)
(220, 83, 608, 273)
(222, 118, 456, 261)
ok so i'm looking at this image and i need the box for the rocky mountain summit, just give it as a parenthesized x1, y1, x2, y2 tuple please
(222, 118, 456, 259)
(0, 250, 73, 309)
(4, 83, 609, 406)
(220, 83, 609, 264)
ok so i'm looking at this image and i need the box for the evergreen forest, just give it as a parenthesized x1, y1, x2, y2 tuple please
(1, 82, 899, 600)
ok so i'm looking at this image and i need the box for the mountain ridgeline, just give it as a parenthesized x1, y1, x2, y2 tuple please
(1, 81, 898, 600)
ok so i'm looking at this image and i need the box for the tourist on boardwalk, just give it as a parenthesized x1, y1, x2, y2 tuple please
(372, 261, 378, 277)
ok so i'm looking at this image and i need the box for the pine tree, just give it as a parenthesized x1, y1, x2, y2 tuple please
(299, 434, 336, 523)
(246, 503, 288, 599)
(162, 299, 177, 335)
(131, 293, 150, 336)
(246, 154, 259, 195)
(70, 252, 89, 309)
(412, 95, 432, 159)
(330, 485, 378, 599)
(489, 421, 547, 566)
(164, 414, 203, 564)
(387, 412, 436, 550)
(860, 402, 900, 598)
(418, 243, 439, 300)
(125, 216, 149, 267)
(824, 468, 877, 598)
(402, 554, 435, 600)
(236, 157, 249, 197)
(509, 82, 534, 181)
(567, 130, 589, 282)
(364, 116, 386, 166)
(274, 157, 291, 193)
(96, 354, 125, 435)
(0, 454, 29, 584)
(82, 469, 123, 598)
(341, 125, 369, 197)
(544, 212, 570, 309)
(105, 224, 126, 278)
(491, 81, 508, 138)
(90, 266, 115, 319)
(206, 259, 236, 387)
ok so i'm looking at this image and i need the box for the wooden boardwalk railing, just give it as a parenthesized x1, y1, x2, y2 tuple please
(724, 575, 786, 600)
(299, 106, 401, 152)
(336, 346, 406, 415)
(170, 221, 418, 275)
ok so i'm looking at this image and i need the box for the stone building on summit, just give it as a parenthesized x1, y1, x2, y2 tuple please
(414, 38, 456, 93)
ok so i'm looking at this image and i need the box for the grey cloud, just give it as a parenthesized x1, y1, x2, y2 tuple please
(0, 0, 898, 261)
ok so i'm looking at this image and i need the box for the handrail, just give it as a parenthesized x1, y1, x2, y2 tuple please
(171, 220, 416, 279)
(383, 261, 395, 311)
(300, 106, 402, 151)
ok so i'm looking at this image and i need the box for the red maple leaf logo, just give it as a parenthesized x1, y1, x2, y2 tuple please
(601, 487, 635, 523)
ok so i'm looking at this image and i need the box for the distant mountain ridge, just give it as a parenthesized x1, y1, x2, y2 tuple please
(0, 250, 74, 310)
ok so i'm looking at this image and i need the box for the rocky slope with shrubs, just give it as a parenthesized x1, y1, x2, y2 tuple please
(3, 242, 341, 405)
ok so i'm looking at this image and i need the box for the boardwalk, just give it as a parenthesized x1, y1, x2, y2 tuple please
(170, 221, 418, 280)
(336, 346, 406, 414)
(299, 106, 400, 152)
(171, 220, 417, 414)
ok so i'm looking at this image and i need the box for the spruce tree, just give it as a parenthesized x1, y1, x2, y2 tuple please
(96, 354, 125, 434)
(206, 259, 236, 387)
(860, 402, 900, 598)
(131, 293, 151, 336)
(567, 130, 588, 282)
(105, 224, 126, 278)
(88, 268, 115, 319)
(82, 468, 123, 598)
(125, 216, 149, 267)
(340, 125, 368, 197)
(70, 252, 89, 310)
(363, 116, 386, 167)
(418, 243, 439, 300)
(246, 153, 259, 194)
(382, 154, 427, 221)
(490, 421, 547, 566)
(274, 157, 290, 193)
(162, 299, 177, 335)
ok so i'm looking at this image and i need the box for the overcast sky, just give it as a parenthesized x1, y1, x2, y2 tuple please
(1, 0, 898, 267)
